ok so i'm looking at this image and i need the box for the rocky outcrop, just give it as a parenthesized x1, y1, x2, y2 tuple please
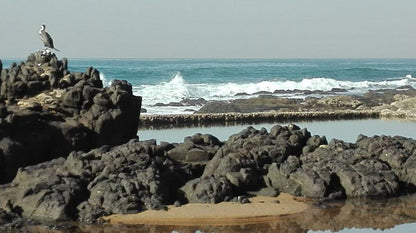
(196, 86, 416, 117)
(0, 139, 189, 223)
(167, 133, 222, 163)
(0, 132, 223, 223)
(0, 52, 141, 183)
(180, 124, 416, 202)
(0, 123, 416, 225)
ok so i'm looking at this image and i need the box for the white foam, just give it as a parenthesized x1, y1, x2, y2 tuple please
(99, 72, 112, 87)
(134, 74, 416, 114)
(138, 72, 190, 104)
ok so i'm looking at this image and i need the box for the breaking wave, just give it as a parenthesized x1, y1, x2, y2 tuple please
(99, 72, 112, 87)
(134, 72, 416, 109)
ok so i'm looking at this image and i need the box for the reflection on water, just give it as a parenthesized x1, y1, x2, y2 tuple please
(18, 193, 416, 233)
(312, 223, 416, 233)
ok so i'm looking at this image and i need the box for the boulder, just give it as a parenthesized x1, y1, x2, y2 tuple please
(179, 176, 235, 203)
(167, 133, 222, 163)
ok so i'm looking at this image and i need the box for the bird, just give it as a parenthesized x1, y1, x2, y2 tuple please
(39, 24, 60, 52)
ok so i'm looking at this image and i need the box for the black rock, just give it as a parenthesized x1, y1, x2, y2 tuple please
(197, 101, 241, 113)
(0, 52, 142, 183)
(180, 176, 235, 203)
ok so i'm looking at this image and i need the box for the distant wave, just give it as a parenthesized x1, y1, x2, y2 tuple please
(134, 73, 416, 108)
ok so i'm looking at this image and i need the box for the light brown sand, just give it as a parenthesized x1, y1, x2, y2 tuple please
(104, 193, 310, 226)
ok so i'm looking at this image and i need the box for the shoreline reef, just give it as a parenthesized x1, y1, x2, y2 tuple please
(1, 54, 416, 230)
(140, 85, 416, 129)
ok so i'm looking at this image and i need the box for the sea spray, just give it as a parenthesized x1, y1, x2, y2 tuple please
(99, 72, 112, 87)
(134, 75, 416, 114)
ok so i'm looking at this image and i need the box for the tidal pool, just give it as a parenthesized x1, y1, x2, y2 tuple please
(138, 119, 416, 143)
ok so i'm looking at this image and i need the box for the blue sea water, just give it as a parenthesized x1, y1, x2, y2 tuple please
(2, 58, 416, 114)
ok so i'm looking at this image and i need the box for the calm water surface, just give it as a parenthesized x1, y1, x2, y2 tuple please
(138, 119, 416, 143)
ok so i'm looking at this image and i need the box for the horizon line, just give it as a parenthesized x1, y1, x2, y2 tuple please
(3, 56, 416, 60)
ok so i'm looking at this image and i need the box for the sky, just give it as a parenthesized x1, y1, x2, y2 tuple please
(1, 0, 416, 59)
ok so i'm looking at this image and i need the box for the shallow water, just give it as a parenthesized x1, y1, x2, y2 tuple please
(19, 193, 416, 233)
(138, 119, 416, 143)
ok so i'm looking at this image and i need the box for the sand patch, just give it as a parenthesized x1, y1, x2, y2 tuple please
(104, 193, 310, 226)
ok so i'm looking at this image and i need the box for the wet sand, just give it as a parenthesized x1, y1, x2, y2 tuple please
(104, 193, 309, 226)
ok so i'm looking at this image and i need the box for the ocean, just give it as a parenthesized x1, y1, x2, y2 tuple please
(3, 58, 416, 114)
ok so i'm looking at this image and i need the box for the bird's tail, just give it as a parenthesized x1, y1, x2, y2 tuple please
(53, 48, 60, 52)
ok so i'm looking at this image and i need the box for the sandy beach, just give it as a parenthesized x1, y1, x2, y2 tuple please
(104, 193, 309, 226)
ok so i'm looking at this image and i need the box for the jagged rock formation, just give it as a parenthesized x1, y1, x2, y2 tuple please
(0, 124, 415, 225)
(0, 52, 141, 183)
(182, 124, 416, 202)
(0, 137, 210, 223)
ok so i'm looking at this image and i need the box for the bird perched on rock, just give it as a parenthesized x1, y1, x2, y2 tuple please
(39, 24, 60, 53)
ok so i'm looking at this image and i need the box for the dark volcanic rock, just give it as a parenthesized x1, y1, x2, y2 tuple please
(180, 176, 234, 203)
(0, 140, 190, 223)
(0, 157, 82, 221)
(167, 133, 222, 163)
(196, 86, 416, 115)
(181, 124, 416, 203)
(0, 52, 141, 183)
(197, 101, 241, 113)
(0, 123, 416, 225)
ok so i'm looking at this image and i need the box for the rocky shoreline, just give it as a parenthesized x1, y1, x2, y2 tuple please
(1, 54, 416, 231)
(138, 80, 416, 129)
(140, 85, 416, 128)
